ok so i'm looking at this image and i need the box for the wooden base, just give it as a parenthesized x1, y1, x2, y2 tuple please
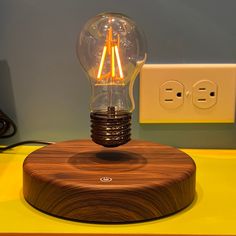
(23, 140, 196, 223)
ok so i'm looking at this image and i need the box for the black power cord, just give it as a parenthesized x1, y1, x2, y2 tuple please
(0, 109, 17, 138)
(0, 140, 55, 152)
(0, 109, 54, 152)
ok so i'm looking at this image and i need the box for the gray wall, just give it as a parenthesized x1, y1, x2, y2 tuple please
(0, 0, 235, 148)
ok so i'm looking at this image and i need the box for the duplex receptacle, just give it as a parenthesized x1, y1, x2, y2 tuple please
(140, 64, 236, 123)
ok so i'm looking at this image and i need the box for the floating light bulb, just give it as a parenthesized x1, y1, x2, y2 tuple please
(77, 13, 147, 147)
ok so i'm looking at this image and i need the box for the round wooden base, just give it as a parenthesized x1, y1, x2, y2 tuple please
(23, 140, 196, 223)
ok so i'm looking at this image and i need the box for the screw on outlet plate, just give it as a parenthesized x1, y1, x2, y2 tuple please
(159, 80, 184, 109)
(192, 80, 217, 109)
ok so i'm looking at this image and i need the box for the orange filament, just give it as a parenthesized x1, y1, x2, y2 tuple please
(111, 46, 115, 77)
(96, 26, 123, 81)
(114, 45, 123, 79)
(97, 46, 107, 79)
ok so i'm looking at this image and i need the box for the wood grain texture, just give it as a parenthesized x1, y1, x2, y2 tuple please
(23, 140, 196, 223)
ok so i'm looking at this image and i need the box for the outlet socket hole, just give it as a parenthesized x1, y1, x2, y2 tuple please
(177, 92, 182, 97)
(198, 98, 206, 102)
(165, 99, 173, 102)
(199, 88, 206, 90)
(166, 88, 172, 91)
(210, 92, 215, 96)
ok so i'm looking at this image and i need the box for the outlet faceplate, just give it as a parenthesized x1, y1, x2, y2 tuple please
(140, 64, 236, 123)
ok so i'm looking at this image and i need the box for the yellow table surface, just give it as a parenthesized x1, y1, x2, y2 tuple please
(0, 145, 236, 235)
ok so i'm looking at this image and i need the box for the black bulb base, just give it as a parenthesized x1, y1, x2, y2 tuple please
(90, 109, 131, 148)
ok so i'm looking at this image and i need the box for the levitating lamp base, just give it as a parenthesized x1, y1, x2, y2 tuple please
(23, 140, 196, 223)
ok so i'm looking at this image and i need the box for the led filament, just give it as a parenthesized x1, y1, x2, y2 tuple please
(97, 27, 124, 85)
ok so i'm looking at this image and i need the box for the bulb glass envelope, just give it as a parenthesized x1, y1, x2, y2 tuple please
(77, 13, 147, 112)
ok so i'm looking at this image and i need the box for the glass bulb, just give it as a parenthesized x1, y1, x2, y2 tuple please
(77, 12, 147, 147)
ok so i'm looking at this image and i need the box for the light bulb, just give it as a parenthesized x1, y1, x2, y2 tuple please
(77, 13, 147, 147)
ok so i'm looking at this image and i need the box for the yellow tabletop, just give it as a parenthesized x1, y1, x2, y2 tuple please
(0, 146, 236, 235)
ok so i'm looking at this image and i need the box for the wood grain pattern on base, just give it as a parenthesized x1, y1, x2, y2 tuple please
(23, 140, 196, 223)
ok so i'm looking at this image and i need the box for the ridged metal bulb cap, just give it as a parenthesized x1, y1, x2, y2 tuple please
(90, 110, 131, 148)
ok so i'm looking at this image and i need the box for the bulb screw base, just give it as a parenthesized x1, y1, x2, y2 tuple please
(90, 108, 131, 148)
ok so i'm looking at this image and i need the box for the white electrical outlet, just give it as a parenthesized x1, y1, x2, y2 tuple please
(192, 80, 217, 109)
(140, 64, 236, 123)
(159, 80, 184, 109)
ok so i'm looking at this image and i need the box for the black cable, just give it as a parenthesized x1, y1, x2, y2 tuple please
(0, 109, 17, 138)
(0, 110, 55, 152)
(0, 140, 55, 152)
